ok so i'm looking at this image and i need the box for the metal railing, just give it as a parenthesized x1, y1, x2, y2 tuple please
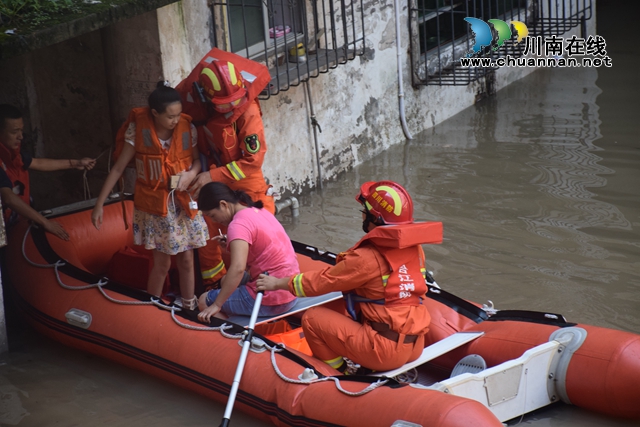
(210, 0, 366, 99)
(410, 0, 593, 86)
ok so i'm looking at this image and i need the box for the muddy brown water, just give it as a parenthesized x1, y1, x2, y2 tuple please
(1, 3, 639, 426)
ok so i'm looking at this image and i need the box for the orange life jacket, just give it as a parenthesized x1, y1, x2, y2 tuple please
(120, 108, 197, 219)
(342, 222, 443, 317)
(0, 143, 30, 224)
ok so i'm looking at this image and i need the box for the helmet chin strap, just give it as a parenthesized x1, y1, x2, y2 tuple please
(362, 210, 380, 233)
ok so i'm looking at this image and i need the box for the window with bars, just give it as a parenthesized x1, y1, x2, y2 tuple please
(409, 0, 593, 86)
(210, 0, 366, 99)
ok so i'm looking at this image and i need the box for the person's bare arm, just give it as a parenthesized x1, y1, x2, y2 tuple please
(91, 144, 135, 230)
(256, 274, 290, 291)
(198, 239, 249, 323)
(177, 145, 202, 192)
(0, 187, 69, 240)
(30, 157, 96, 172)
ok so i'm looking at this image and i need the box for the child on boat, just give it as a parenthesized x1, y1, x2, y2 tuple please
(91, 82, 208, 311)
(196, 182, 298, 322)
(256, 180, 434, 374)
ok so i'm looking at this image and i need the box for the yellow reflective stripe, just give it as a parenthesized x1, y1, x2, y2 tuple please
(202, 260, 225, 279)
(382, 275, 389, 287)
(226, 161, 246, 181)
(228, 62, 237, 85)
(420, 268, 426, 279)
(201, 67, 221, 91)
(293, 274, 306, 297)
(324, 356, 344, 369)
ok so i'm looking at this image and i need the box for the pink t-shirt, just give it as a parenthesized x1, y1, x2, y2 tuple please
(227, 207, 298, 306)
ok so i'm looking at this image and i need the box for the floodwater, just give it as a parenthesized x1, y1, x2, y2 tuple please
(1, 3, 639, 427)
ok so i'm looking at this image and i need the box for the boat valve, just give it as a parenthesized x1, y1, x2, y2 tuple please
(238, 336, 267, 353)
(65, 308, 92, 329)
(298, 368, 319, 382)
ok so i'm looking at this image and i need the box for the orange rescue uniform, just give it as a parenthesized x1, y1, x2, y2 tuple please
(198, 99, 274, 213)
(176, 48, 273, 285)
(288, 222, 443, 371)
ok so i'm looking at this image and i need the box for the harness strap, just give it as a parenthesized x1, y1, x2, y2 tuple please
(344, 292, 384, 321)
(369, 321, 419, 344)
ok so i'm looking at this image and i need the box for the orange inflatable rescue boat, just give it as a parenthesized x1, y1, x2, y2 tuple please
(5, 198, 640, 426)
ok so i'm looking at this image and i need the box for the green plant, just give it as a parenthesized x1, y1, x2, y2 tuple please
(0, 0, 31, 26)
(0, 0, 81, 29)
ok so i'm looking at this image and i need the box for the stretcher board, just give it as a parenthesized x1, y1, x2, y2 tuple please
(227, 291, 343, 327)
(371, 332, 485, 378)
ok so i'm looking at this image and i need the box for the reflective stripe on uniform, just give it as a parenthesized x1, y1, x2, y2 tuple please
(382, 274, 389, 287)
(202, 260, 225, 280)
(226, 161, 246, 181)
(420, 268, 426, 280)
(292, 273, 306, 297)
(324, 356, 345, 370)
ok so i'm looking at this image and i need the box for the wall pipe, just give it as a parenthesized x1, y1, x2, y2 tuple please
(304, 80, 323, 189)
(275, 197, 300, 217)
(394, 0, 413, 140)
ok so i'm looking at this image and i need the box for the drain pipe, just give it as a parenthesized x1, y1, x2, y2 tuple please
(394, 0, 413, 140)
(304, 80, 323, 189)
(275, 197, 300, 217)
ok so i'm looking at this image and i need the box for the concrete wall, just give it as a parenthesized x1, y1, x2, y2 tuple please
(157, 1, 214, 84)
(0, 33, 113, 209)
(0, 9, 167, 208)
(102, 10, 165, 130)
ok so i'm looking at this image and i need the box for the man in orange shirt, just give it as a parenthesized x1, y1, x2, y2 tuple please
(257, 181, 443, 373)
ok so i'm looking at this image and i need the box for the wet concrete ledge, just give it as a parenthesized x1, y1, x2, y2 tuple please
(0, 0, 179, 61)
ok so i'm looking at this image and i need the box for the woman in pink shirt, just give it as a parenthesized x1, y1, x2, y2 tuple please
(197, 182, 298, 322)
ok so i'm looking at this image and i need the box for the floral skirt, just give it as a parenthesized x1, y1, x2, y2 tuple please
(133, 206, 209, 255)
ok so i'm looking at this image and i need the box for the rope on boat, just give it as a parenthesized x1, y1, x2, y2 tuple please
(22, 225, 389, 397)
(22, 225, 67, 269)
(170, 311, 240, 335)
(265, 343, 389, 396)
(22, 225, 154, 305)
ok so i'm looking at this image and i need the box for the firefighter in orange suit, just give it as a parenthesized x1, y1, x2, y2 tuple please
(256, 181, 443, 373)
(175, 48, 273, 287)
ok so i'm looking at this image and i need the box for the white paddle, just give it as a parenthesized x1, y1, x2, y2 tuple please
(219, 274, 266, 427)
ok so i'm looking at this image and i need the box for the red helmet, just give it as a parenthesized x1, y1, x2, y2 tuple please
(356, 181, 414, 225)
(199, 60, 248, 113)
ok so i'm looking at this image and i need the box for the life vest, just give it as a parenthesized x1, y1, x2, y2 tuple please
(175, 47, 271, 126)
(342, 222, 443, 319)
(0, 143, 30, 224)
(120, 108, 197, 219)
